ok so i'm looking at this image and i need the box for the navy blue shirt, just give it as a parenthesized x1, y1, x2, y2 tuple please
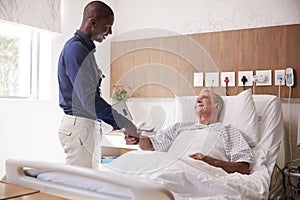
(58, 30, 125, 129)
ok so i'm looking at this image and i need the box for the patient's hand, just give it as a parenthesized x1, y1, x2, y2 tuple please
(189, 153, 205, 160)
(189, 152, 250, 174)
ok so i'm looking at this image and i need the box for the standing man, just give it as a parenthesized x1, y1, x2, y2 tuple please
(58, 1, 137, 169)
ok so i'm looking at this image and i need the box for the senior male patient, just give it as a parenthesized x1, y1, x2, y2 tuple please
(125, 89, 253, 175)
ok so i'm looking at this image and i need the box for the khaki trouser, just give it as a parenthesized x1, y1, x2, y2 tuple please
(58, 114, 102, 169)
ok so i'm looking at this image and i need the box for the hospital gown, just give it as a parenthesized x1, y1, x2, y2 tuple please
(149, 122, 253, 163)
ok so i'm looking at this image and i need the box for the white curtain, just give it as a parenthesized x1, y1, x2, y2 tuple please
(0, 0, 61, 32)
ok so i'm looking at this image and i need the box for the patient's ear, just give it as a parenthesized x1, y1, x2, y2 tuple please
(214, 103, 221, 112)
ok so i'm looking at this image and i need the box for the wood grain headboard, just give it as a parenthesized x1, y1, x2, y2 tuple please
(110, 24, 300, 98)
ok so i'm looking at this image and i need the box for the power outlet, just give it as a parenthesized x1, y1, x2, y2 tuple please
(205, 72, 219, 87)
(255, 70, 272, 86)
(238, 71, 253, 86)
(220, 72, 235, 87)
(274, 70, 285, 86)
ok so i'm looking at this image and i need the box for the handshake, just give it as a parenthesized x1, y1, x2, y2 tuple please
(124, 130, 141, 145)
(123, 121, 155, 150)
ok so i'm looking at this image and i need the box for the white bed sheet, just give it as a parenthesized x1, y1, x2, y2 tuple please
(102, 133, 266, 199)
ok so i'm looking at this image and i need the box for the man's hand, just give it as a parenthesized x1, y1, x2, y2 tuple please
(124, 129, 155, 151)
(123, 121, 139, 138)
(124, 129, 141, 145)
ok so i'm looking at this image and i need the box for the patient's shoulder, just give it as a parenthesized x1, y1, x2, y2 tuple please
(222, 123, 237, 130)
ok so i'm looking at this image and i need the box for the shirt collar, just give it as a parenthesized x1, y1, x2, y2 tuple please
(75, 30, 96, 52)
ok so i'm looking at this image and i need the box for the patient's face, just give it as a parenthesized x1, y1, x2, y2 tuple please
(194, 91, 212, 116)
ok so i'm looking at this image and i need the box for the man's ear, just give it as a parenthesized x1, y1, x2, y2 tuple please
(88, 18, 96, 28)
(91, 20, 96, 28)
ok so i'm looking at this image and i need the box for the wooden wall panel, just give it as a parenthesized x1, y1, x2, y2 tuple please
(111, 24, 300, 98)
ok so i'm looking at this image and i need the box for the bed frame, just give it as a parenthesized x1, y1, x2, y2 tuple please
(5, 159, 174, 200)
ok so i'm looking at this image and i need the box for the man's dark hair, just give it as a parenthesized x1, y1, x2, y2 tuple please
(84, 1, 114, 20)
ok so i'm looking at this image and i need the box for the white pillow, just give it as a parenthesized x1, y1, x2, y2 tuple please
(221, 89, 259, 147)
(174, 95, 197, 123)
(174, 89, 259, 147)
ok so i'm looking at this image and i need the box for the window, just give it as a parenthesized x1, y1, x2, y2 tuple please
(0, 22, 38, 98)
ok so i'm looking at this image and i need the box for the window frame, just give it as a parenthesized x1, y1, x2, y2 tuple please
(0, 22, 40, 99)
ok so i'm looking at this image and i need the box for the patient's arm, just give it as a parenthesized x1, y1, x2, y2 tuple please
(138, 136, 155, 151)
(189, 153, 250, 175)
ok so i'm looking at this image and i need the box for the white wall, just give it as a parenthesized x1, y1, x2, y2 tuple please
(1, 0, 300, 177)
(112, 0, 300, 40)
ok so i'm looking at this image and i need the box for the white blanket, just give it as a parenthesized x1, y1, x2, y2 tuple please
(102, 129, 269, 199)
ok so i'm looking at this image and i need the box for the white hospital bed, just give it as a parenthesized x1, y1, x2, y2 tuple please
(5, 89, 284, 199)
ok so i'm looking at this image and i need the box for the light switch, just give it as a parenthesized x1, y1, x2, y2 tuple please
(205, 72, 219, 87)
(194, 72, 203, 87)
